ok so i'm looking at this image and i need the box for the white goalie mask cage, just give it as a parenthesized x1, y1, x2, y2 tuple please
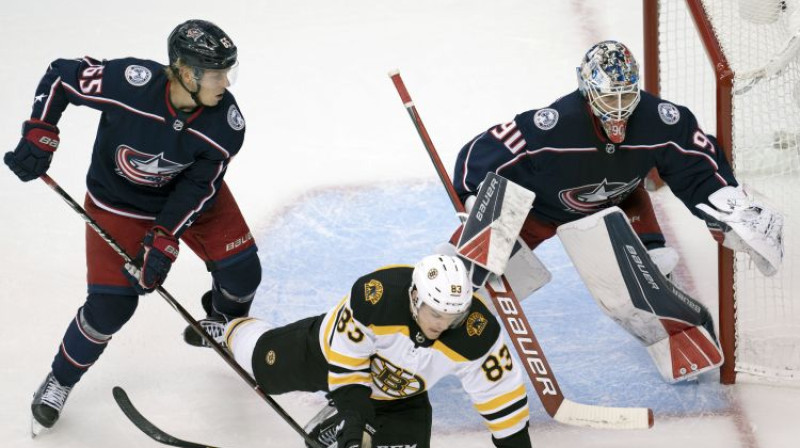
(577, 40, 642, 143)
(409, 255, 473, 327)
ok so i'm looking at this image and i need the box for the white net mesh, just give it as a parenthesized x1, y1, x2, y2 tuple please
(656, 0, 800, 384)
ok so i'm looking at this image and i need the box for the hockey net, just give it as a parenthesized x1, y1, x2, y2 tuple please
(645, 0, 800, 385)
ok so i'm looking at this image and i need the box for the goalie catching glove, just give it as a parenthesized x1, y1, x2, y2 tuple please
(696, 186, 784, 276)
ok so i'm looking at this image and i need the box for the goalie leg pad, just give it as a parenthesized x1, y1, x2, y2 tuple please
(647, 323, 723, 383)
(557, 207, 723, 383)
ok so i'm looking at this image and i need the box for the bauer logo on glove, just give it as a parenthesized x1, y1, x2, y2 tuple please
(122, 226, 180, 294)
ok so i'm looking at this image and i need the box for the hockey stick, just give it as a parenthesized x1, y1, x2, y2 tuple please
(113, 387, 221, 448)
(39, 174, 323, 448)
(388, 71, 654, 429)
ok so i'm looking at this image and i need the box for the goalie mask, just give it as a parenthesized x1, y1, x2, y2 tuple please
(409, 255, 472, 329)
(577, 40, 641, 143)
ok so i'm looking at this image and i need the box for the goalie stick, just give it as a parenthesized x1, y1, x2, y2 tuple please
(388, 70, 654, 430)
(38, 174, 323, 448)
(113, 387, 221, 448)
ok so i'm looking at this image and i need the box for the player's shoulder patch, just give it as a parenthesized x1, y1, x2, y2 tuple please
(532, 108, 559, 130)
(363, 278, 384, 305)
(657, 102, 681, 125)
(227, 104, 245, 131)
(124, 64, 153, 87)
(436, 295, 501, 361)
(349, 266, 414, 326)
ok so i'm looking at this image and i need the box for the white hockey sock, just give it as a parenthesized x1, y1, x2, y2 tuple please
(225, 317, 271, 376)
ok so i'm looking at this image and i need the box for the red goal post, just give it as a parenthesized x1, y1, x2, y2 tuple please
(643, 0, 800, 386)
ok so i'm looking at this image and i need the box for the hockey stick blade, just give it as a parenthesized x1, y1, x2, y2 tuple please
(113, 387, 222, 448)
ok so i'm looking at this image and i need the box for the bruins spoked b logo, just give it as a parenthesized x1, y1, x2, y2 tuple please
(370, 356, 425, 398)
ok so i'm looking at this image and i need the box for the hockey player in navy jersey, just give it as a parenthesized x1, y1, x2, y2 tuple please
(216, 255, 531, 448)
(452, 40, 783, 383)
(4, 20, 262, 433)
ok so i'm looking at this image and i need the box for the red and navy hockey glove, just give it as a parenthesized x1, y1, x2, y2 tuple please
(123, 226, 179, 294)
(4, 120, 60, 182)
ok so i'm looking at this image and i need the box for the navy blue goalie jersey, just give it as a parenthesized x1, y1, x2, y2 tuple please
(453, 89, 737, 225)
(29, 56, 246, 236)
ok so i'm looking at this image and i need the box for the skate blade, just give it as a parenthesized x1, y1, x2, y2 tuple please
(31, 418, 47, 438)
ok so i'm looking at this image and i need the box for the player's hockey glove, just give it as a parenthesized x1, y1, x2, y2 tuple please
(4, 120, 60, 182)
(334, 410, 375, 448)
(696, 185, 783, 276)
(123, 226, 179, 294)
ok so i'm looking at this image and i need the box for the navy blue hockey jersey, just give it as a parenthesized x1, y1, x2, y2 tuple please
(453, 89, 737, 224)
(29, 56, 246, 237)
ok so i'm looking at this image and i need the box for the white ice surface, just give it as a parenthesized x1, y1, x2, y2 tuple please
(1, 1, 799, 447)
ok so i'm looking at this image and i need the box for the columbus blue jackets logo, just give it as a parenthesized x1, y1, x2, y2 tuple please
(124, 65, 152, 87)
(227, 105, 245, 131)
(533, 108, 559, 130)
(559, 177, 641, 213)
(115, 145, 190, 187)
(658, 103, 680, 125)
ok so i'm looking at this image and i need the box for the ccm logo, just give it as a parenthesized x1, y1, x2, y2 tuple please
(493, 289, 557, 395)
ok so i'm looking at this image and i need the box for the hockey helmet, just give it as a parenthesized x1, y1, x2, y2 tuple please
(168, 19, 238, 71)
(409, 255, 473, 328)
(577, 40, 641, 143)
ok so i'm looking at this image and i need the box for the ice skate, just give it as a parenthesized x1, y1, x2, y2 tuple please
(183, 290, 229, 348)
(30, 372, 73, 437)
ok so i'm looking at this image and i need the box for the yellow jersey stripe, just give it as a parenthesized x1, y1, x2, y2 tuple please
(224, 317, 257, 348)
(328, 372, 371, 386)
(368, 325, 409, 336)
(374, 264, 412, 271)
(474, 384, 527, 413)
(326, 349, 370, 369)
(432, 340, 468, 363)
(322, 296, 349, 352)
(486, 407, 530, 432)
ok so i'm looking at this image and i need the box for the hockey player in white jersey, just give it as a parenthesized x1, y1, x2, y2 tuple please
(218, 254, 531, 448)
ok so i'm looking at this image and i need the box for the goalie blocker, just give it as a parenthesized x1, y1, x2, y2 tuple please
(451, 172, 551, 299)
(557, 207, 723, 383)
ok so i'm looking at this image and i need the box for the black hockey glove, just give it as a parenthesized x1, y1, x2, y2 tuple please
(4, 120, 60, 182)
(335, 410, 375, 448)
(123, 226, 179, 294)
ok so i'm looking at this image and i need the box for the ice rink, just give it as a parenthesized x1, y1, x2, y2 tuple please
(1, 1, 798, 447)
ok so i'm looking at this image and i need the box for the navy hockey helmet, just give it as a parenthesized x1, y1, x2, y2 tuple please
(168, 19, 237, 70)
(577, 40, 641, 143)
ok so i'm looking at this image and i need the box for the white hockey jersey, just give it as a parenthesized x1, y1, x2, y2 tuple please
(317, 265, 530, 439)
